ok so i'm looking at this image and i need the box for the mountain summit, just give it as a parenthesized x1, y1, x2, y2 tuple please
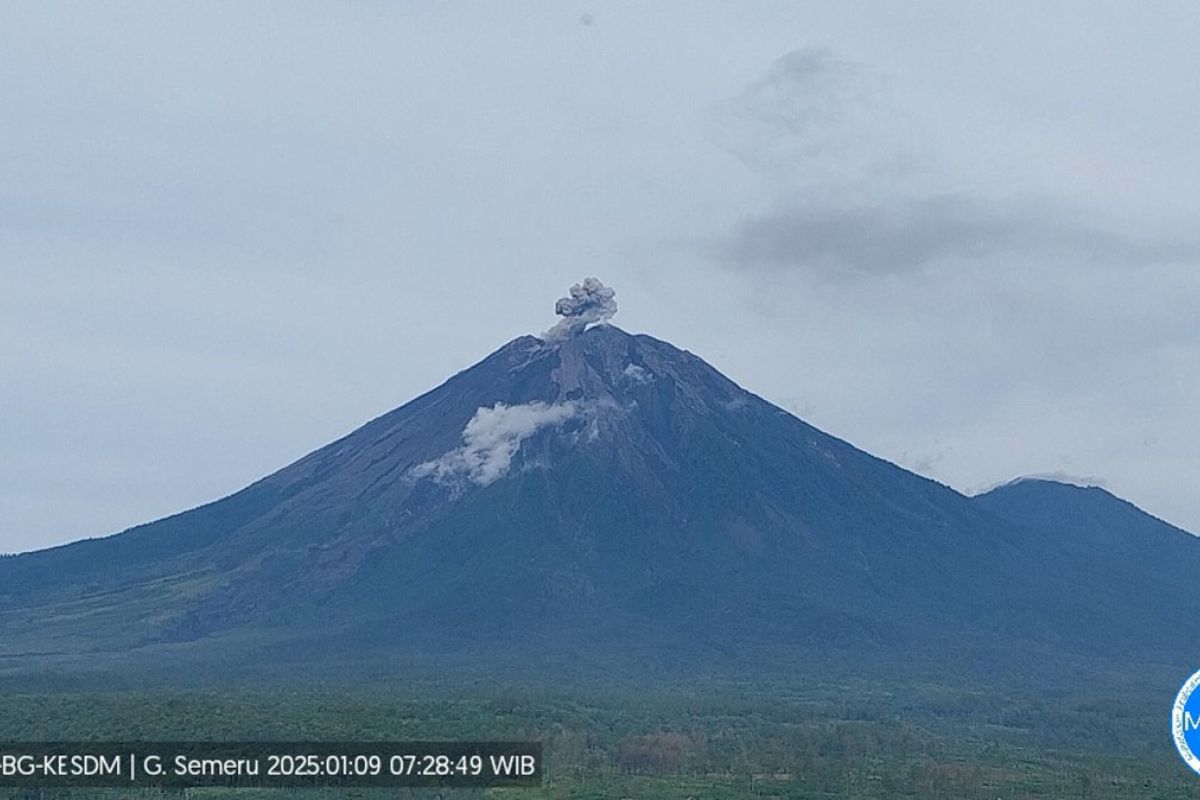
(2, 280, 1198, 679)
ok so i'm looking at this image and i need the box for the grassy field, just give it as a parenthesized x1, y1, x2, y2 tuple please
(0, 675, 1196, 799)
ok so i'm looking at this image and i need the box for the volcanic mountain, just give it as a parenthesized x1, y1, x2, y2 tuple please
(2, 289, 1198, 680)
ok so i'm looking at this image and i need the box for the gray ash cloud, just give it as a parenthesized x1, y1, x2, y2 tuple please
(544, 278, 618, 341)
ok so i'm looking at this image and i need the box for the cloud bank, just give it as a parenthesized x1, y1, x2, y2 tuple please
(721, 194, 1195, 276)
(411, 401, 579, 487)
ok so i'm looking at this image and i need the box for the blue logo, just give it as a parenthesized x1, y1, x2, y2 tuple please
(1173, 670, 1200, 774)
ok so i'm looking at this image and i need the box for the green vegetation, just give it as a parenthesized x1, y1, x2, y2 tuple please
(0, 676, 1192, 799)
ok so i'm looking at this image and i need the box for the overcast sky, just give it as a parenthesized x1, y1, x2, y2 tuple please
(3, 2, 1199, 553)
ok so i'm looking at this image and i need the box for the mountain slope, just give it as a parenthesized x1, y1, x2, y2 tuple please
(973, 478, 1199, 657)
(1, 325, 1197, 679)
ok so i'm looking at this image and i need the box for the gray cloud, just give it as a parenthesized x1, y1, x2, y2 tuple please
(722, 194, 1198, 276)
(712, 48, 1200, 278)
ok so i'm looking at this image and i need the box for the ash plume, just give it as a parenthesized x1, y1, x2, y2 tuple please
(544, 278, 617, 341)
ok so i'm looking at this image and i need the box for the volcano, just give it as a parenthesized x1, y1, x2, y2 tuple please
(2, 281, 1197, 680)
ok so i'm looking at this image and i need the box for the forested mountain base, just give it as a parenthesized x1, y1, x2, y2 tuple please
(0, 678, 1194, 800)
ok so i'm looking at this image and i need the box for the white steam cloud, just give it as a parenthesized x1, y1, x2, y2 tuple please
(544, 277, 617, 341)
(623, 363, 652, 384)
(992, 473, 1109, 491)
(410, 401, 579, 487)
